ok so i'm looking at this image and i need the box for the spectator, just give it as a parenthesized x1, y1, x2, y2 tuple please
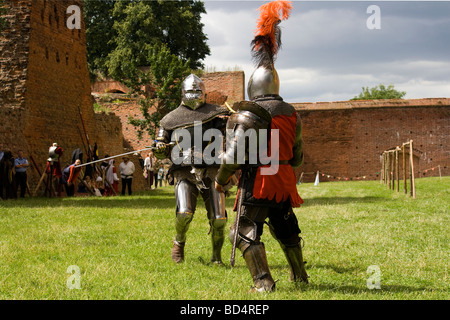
(153, 157, 159, 189)
(62, 159, 82, 197)
(144, 152, 154, 190)
(164, 166, 170, 186)
(1, 150, 16, 199)
(104, 159, 119, 196)
(14, 149, 29, 198)
(119, 156, 135, 195)
(46, 143, 64, 196)
(157, 167, 164, 187)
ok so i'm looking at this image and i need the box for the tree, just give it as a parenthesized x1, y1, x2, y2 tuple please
(123, 43, 192, 139)
(0, 0, 7, 32)
(351, 84, 406, 100)
(84, 0, 210, 77)
(84, 0, 210, 139)
(83, 0, 117, 79)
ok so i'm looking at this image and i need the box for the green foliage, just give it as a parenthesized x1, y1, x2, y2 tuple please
(85, 0, 207, 139)
(84, 0, 209, 78)
(109, 42, 191, 139)
(93, 102, 111, 114)
(351, 84, 406, 100)
(83, 0, 117, 80)
(0, 177, 448, 299)
(0, 0, 8, 32)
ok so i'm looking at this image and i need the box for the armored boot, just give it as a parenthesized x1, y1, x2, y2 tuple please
(171, 240, 185, 263)
(172, 212, 193, 263)
(281, 242, 309, 283)
(210, 218, 227, 264)
(242, 243, 276, 292)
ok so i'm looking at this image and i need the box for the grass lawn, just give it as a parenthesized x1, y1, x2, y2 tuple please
(0, 177, 448, 300)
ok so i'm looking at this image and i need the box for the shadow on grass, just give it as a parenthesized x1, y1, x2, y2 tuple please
(194, 257, 438, 296)
(299, 196, 393, 207)
(0, 188, 177, 210)
(0, 187, 241, 210)
(296, 283, 438, 295)
(308, 263, 360, 274)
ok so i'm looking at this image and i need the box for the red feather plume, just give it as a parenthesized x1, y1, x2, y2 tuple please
(251, 0, 292, 68)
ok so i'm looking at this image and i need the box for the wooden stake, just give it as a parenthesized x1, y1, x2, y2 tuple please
(396, 147, 400, 192)
(409, 140, 416, 199)
(403, 143, 407, 194)
(33, 172, 47, 197)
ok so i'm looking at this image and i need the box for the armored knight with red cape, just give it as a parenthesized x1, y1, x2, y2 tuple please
(215, 0, 309, 292)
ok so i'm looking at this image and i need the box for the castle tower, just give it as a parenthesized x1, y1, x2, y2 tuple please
(0, 0, 123, 190)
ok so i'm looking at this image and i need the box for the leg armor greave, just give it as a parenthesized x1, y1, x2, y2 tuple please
(209, 218, 227, 264)
(202, 179, 227, 264)
(229, 212, 275, 292)
(175, 213, 194, 244)
(242, 243, 275, 292)
(174, 179, 198, 243)
(281, 242, 309, 283)
(267, 218, 309, 284)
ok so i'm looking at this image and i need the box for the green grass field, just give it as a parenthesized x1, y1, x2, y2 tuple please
(0, 177, 448, 300)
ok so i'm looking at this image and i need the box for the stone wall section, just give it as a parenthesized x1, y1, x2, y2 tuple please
(294, 98, 450, 182)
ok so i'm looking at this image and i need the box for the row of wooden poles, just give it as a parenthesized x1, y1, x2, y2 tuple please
(381, 139, 416, 199)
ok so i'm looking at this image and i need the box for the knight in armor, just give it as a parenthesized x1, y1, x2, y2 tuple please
(153, 74, 230, 265)
(46, 143, 63, 178)
(46, 142, 64, 196)
(214, 0, 309, 292)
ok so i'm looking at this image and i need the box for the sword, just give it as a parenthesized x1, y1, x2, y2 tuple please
(74, 142, 175, 168)
(230, 174, 245, 267)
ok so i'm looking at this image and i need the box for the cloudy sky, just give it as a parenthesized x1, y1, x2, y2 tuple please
(200, 0, 450, 102)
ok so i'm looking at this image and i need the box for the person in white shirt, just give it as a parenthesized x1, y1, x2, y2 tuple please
(143, 152, 154, 189)
(119, 156, 135, 195)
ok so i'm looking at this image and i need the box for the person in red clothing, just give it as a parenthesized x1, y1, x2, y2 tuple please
(63, 159, 81, 197)
(215, 0, 308, 292)
(46, 143, 64, 178)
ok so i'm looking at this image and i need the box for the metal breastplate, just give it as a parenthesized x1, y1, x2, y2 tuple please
(171, 117, 225, 168)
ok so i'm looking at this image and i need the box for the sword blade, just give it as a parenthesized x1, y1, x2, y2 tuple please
(74, 147, 152, 168)
(74, 142, 175, 168)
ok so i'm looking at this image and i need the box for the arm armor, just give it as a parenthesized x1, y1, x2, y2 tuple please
(216, 101, 271, 185)
(289, 112, 304, 168)
(153, 127, 172, 159)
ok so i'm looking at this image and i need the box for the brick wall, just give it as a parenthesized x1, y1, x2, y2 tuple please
(93, 110, 148, 193)
(201, 71, 245, 106)
(293, 99, 450, 182)
(0, 0, 133, 194)
(0, 0, 31, 152)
